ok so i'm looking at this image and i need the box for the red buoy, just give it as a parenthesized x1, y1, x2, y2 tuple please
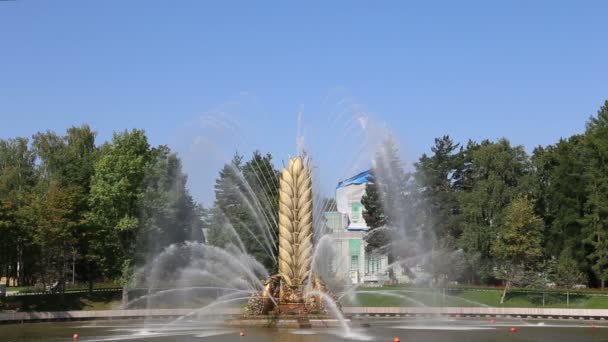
(509, 327, 517, 333)
(489, 319, 497, 324)
(393, 337, 400, 342)
(240, 332, 245, 337)
(592, 323, 597, 329)
(72, 333, 80, 340)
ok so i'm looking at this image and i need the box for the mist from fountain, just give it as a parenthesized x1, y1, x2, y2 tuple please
(124, 97, 451, 340)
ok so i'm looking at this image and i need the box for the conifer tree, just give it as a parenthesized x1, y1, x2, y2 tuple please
(582, 101, 608, 288)
(361, 178, 385, 230)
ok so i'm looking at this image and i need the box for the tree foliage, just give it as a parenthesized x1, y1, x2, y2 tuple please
(357, 100, 608, 289)
(361, 179, 385, 230)
(361, 138, 414, 255)
(206, 151, 279, 271)
(0, 127, 204, 293)
(3, 99, 608, 292)
(492, 196, 544, 302)
(582, 101, 608, 288)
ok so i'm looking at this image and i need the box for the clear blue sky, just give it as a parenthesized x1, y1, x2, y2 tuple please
(1, 1, 607, 204)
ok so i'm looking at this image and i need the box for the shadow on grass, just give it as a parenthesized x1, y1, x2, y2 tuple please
(1, 288, 235, 311)
(0, 290, 140, 311)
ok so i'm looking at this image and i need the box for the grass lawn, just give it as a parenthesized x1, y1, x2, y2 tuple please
(4, 285, 608, 311)
(4, 286, 32, 292)
(1, 291, 123, 311)
(0, 288, 236, 311)
(2, 282, 122, 294)
(340, 286, 608, 309)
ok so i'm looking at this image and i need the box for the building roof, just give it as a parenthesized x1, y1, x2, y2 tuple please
(336, 170, 373, 189)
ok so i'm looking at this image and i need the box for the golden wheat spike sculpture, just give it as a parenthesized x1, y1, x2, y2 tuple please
(278, 157, 313, 288)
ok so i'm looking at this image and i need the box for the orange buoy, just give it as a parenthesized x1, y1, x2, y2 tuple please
(72, 333, 80, 340)
(393, 337, 400, 342)
(240, 332, 245, 337)
(489, 319, 496, 324)
(509, 327, 517, 333)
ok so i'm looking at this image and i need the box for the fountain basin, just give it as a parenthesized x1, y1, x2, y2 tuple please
(3, 317, 608, 341)
(225, 316, 348, 328)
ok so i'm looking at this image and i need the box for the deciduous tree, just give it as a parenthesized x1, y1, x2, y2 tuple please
(492, 196, 543, 303)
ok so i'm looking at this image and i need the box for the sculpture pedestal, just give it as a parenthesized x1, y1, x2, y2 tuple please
(278, 303, 308, 315)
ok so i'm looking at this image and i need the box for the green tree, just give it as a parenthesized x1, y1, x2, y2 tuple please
(492, 196, 544, 303)
(372, 137, 411, 232)
(415, 135, 462, 241)
(206, 154, 245, 249)
(242, 151, 279, 270)
(361, 139, 399, 256)
(139, 145, 205, 260)
(458, 138, 531, 283)
(532, 137, 587, 266)
(413, 136, 466, 282)
(361, 138, 419, 280)
(88, 129, 152, 304)
(552, 250, 587, 306)
(427, 238, 466, 287)
(205, 206, 234, 248)
(361, 177, 385, 230)
(581, 101, 608, 288)
(29, 181, 82, 290)
(0, 138, 36, 286)
(360, 172, 399, 257)
(32, 125, 98, 188)
(207, 151, 279, 271)
(31, 126, 98, 290)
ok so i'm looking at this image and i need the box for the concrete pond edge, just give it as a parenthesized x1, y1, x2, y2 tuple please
(2, 307, 608, 324)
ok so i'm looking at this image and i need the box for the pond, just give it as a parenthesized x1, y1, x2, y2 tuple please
(2, 317, 607, 342)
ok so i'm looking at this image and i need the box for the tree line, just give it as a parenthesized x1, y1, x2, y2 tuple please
(362, 100, 608, 293)
(2, 100, 607, 297)
(0, 126, 204, 296)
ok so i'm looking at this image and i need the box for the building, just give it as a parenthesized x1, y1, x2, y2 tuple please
(325, 171, 390, 285)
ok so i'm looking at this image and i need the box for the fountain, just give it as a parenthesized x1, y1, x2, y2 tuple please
(246, 156, 332, 316)
(125, 154, 342, 331)
(4, 121, 608, 341)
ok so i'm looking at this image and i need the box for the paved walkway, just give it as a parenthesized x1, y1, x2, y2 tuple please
(343, 306, 608, 319)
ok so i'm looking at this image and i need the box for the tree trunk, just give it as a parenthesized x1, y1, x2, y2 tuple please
(19, 243, 24, 286)
(387, 252, 396, 282)
(500, 280, 510, 304)
(16, 245, 21, 287)
(567, 290, 569, 307)
(542, 292, 545, 307)
(121, 286, 129, 308)
(602, 279, 605, 290)
(4, 264, 9, 286)
(71, 253, 75, 285)
(87, 262, 94, 293)
(62, 258, 67, 291)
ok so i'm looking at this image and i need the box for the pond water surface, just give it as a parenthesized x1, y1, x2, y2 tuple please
(2, 317, 608, 342)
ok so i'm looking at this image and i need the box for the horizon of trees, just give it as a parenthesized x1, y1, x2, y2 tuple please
(0, 124, 279, 303)
(0, 126, 204, 303)
(1, 99, 607, 295)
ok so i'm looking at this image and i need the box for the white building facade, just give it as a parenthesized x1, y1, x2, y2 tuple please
(325, 171, 390, 285)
